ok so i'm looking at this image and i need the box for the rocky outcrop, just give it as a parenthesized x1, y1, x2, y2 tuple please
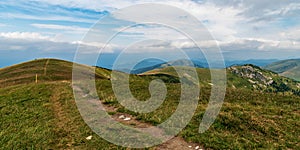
(229, 65, 274, 86)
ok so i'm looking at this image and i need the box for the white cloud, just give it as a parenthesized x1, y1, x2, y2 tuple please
(115, 25, 186, 40)
(108, 1, 248, 45)
(1, 0, 299, 59)
(19, 0, 300, 42)
(31, 24, 89, 33)
(126, 37, 300, 53)
(0, 32, 51, 41)
(258, 40, 300, 51)
(0, 37, 115, 54)
(166, 1, 245, 41)
(279, 26, 300, 41)
(28, 0, 246, 42)
(72, 40, 116, 53)
(0, 32, 114, 53)
(0, 37, 73, 52)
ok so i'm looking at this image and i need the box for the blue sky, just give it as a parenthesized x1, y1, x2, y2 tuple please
(0, 0, 300, 68)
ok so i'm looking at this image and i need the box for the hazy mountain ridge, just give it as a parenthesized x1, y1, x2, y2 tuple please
(264, 59, 300, 81)
(124, 59, 279, 74)
(129, 59, 205, 74)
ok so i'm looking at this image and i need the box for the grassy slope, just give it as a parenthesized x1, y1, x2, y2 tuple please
(0, 59, 121, 149)
(265, 59, 300, 81)
(0, 83, 121, 149)
(1, 59, 300, 149)
(103, 66, 300, 149)
(0, 59, 108, 88)
(145, 66, 300, 95)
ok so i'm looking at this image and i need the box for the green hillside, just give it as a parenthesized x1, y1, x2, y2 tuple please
(265, 59, 300, 81)
(0, 59, 110, 88)
(0, 82, 121, 149)
(143, 65, 300, 95)
(0, 59, 118, 149)
(1, 59, 300, 149)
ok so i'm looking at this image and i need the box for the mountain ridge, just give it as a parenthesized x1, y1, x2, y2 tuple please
(264, 58, 300, 81)
(119, 58, 279, 74)
(1, 58, 299, 95)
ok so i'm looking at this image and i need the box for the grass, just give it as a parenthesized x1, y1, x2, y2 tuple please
(183, 88, 300, 149)
(0, 58, 109, 88)
(97, 66, 300, 149)
(1, 58, 300, 149)
(96, 78, 300, 149)
(0, 82, 121, 149)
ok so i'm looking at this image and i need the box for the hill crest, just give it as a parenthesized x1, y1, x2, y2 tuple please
(264, 59, 300, 81)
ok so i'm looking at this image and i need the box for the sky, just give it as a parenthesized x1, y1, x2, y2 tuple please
(0, 0, 300, 68)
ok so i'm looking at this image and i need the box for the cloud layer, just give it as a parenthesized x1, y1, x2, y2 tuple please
(0, 0, 300, 67)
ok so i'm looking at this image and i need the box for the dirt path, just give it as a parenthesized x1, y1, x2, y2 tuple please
(44, 59, 50, 75)
(51, 87, 70, 128)
(156, 137, 203, 150)
(108, 108, 204, 150)
(50, 85, 75, 147)
(73, 85, 205, 150)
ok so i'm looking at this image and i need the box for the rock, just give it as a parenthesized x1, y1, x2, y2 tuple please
(119, 115, 125, 119)
(267, 80, 274, 85)
(195, 146, 200, 149)
(230, 65, 273, 86)
(86, 135, 92, 140)
(188, 145, 192, 148)
(232, 84, 236, 89)
(248, 79, 256, 84)
(124, 117, 131, 121)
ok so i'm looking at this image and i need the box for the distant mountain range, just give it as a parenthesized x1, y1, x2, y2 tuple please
(128, 59, 204, 74)
(117, 58, 300, 82)
(120, 58, 279, 74)
(264, 59, 300, 81)
(225, 59, 279, 67)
